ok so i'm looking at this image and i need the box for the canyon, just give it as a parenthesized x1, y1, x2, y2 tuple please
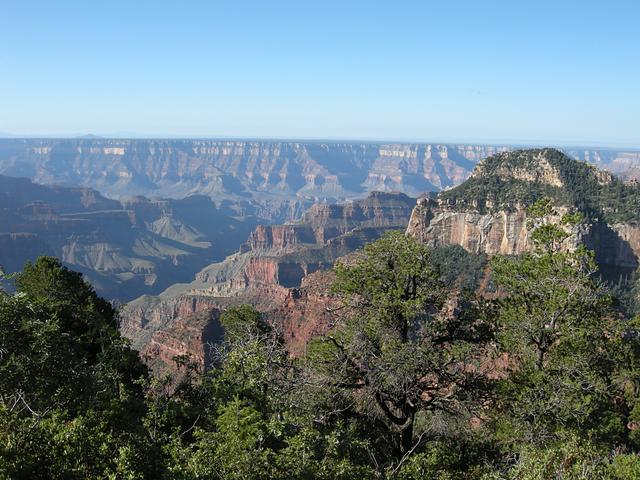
(121, 149, 640, 375)
(0, 175, 257, 300)
(120, 191, 416, 373)
(3, 140, 640, 375)
(1, 139, 639, 224)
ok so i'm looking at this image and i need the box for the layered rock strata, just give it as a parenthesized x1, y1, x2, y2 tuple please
(120, 192, 416, 373)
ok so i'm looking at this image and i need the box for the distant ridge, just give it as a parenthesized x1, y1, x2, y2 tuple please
(75, 134, 104, 139)
(0, 140, 639, 220)
(0, 174, 257, 300)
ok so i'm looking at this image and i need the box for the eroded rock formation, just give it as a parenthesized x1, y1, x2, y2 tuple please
(406, 149, 640, 274)
(0, 175, 256, 300)
(120, 192, 416, 373)
(121, 149, 640, 375)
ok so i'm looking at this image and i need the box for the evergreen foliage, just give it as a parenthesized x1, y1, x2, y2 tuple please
(440, 148, 640, 223)
(1, 217, 639, 479)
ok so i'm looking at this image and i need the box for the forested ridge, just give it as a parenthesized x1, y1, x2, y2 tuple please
(439, 148, 640, 223)
(1, 201, 640, 479)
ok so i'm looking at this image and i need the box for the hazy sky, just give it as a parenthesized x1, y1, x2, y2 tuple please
(1, 0, 639, 145)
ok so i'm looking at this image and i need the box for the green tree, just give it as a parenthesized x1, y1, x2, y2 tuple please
(492, 200, 637, 447)
(0, 257, 158, 478)
(162, 305, 376, 479)
(487, 435, 640, 480)
(305, 231, 495, 471)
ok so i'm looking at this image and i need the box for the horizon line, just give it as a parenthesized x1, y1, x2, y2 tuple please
(1, 133, 639, 151)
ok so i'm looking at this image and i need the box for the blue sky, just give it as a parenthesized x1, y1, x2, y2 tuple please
(1, 0, 639, 146)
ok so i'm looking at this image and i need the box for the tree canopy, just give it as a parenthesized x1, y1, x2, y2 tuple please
(1, 217, 640, 479)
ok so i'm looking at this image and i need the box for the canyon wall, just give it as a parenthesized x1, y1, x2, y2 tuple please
(406, 149, 640, 274)
(120, 191, 416, 373)
(0, 140, 509, 204)
(120, 148, 640, 375)
(406, 198, 533, 256)
(405, 198, 588, 256)
(0, 175, 256, 300)
(1, 140, 637, 212)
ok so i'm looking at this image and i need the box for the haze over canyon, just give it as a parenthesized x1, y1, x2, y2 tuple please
(1, 139, 639, 302)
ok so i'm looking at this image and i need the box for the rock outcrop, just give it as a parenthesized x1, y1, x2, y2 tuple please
(407, 200, 533, 256)
(141, 309, 223, 375)
(247, 225, 318, 251)
(407, 149, 640, 274)
(407, 199, 586, 256)
(120, 192, 416, 373)
(265, 269, 340, 357)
